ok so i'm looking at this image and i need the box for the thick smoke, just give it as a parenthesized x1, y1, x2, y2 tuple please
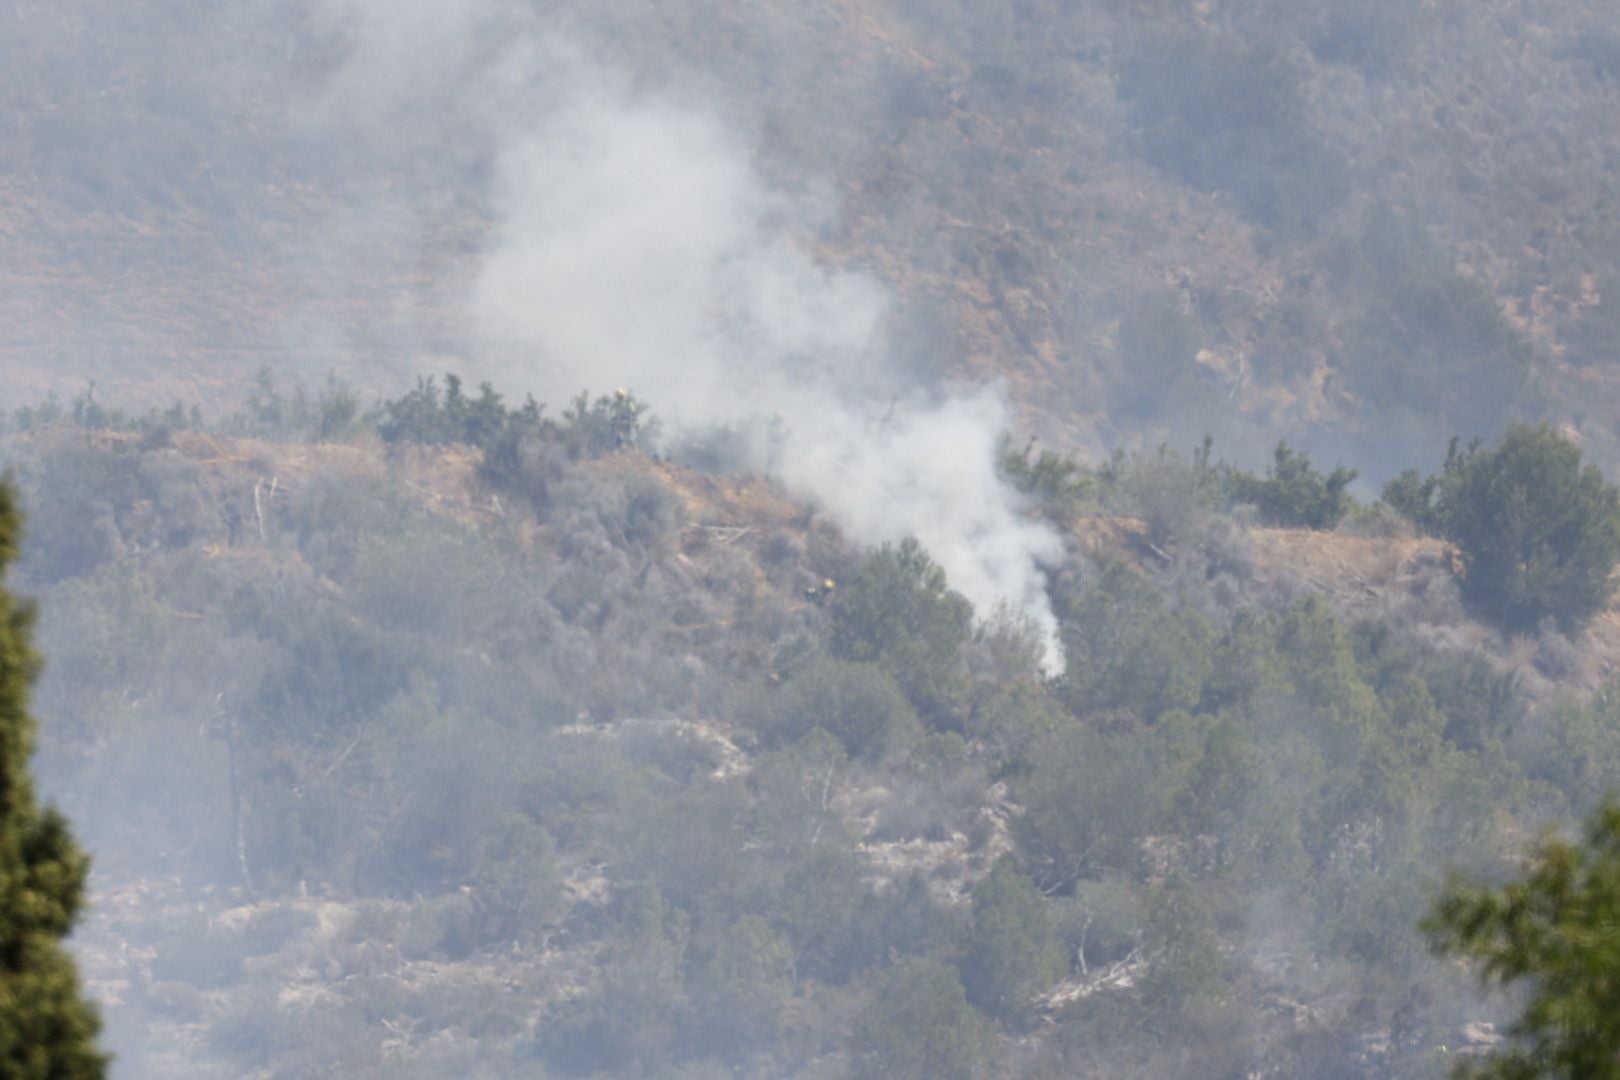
(777, 393, 1066, 668)
(470, 58, 1065, 665)
(313, 9, 1067, 667)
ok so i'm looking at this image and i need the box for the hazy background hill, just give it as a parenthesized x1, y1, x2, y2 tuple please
(11, 0, 1620, 476)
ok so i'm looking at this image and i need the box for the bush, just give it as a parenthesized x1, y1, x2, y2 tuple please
(1000, 438, 1090, 517)
(852, 959, 991, 1080)
(232, 368, 361, 442)
(1056, 562, 1214, 722)
(468, 815, 564, 947)
(375, 374, 519, 450)
(690, 915, 795, 1057)
(831, 539, 973, 725)
(1224, 442, 1357, 529)
(1386, 425, 1620, 630)
(1117, 444, 1218, 548)
(1017, 725, 1166, 883)
(1138, 877, 1225, 1010)
(374, 376, 654, 487)
(960, 857, 1066, 1025)
(1511, 687, 1620, 815)
(534, 885, 692, 1075)
(762, 656, 922, 760)
(1052, 877, 1143, 973)
(1420, 651, 1523, 751)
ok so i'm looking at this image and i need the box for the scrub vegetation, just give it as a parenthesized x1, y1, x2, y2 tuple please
(12, 1, 1620, 1076)
(6, 382, 1620, 1076)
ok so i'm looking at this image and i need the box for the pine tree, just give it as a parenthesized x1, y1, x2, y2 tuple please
(0, 482, 106, 1077)
(1384, 425, 1620, 630)
(960, 856, 1066, 1025)
(1424, 798, 1620, 1079)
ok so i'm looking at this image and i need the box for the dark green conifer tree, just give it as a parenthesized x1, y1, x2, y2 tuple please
(1425, 798, 1620, 1079)
(0, 482, 105, 1077)
(960, 856, 1066, 1025)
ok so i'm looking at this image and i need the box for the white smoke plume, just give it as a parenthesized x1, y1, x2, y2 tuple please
(777, 394, 1066, 670)
(316, 8, 1068, 669)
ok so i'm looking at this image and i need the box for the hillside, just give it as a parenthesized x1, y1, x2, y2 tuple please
(0, 399, 1615, 1076)
(10, 2, 1620, 474)
(13, 2, 1620, 1075)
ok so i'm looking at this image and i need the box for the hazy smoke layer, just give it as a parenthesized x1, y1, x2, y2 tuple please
(320, 8, 1066, 667)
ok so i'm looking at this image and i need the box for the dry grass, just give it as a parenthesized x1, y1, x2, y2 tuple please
(1075, 510, 1620, 703)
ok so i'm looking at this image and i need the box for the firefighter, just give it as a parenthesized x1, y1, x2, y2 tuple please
(805, 578, 837, 604)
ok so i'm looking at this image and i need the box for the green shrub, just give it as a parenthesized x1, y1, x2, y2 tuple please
(1138, 876, 1226, 1010)
(1052, 877, 1143, 973)
(960, 857, 1067, 1025)
(1119, 443, 1219, 547)
(232, 368, 361, 442)
(1224, 442, 1357, 529)
(1419, 651, 1523, 751)
(1512, 687, 1620, 815)
(852, 959, 991, 1080)
(1386, 425, 1620, 630)
(776, 842, 873, 983)
(468, 815, 564, 947)
(690, 915, 794, 1056)
(1380, 463, 1453, 537)
(1000, 438, 1090, 517)
(375, 374, 518, 449)
(1017, 725, 1166, 882)
(831, 539, 973, 725)
(374, 376, 652, 484)
(763, 655, 922, 760)
(1057, 562, 1214, 721)
(534, 884, 692, 1075)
